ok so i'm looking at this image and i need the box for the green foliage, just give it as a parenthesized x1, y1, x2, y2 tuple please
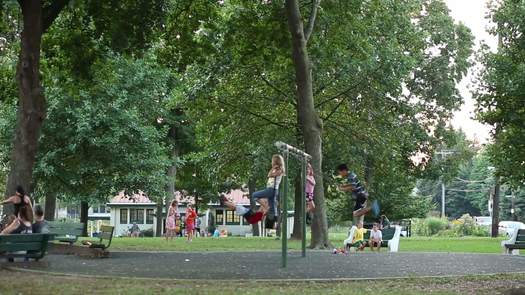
(474, 0, 525, 186)
(412, 217, 449, 236)
(33, 54, 174, 203)
(452, 214, 489, 237)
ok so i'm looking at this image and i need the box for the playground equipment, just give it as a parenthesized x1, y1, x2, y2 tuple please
(274, 141, 311, 268)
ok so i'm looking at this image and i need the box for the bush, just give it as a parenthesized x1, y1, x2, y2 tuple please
(412, 217, 448, 236)
(452, 214, 489, 237)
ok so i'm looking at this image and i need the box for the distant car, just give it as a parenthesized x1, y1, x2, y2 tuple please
(498, 221, 525, 237)
(474, 216, 492, 226)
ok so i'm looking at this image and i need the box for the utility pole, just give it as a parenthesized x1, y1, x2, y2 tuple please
(441, 183, 446, 218)
(436, 149, 455, 218)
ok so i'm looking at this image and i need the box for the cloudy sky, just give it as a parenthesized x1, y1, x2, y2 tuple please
(445, 0, 498, 143)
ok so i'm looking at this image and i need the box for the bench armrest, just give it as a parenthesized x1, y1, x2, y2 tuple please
(343, 226, 357, 247)
(501, 228, 518, 248)
(387, 225, 401, 252)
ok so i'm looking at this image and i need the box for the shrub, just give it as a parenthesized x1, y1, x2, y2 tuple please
(412, 217, 448, 236)
(452, 214, 489, 237)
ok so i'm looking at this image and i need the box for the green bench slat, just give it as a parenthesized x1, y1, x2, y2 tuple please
(0, 234, 46, 243)
(48, 222, 84, 243)
(0, 234, 52, 260)
(0, 242, 44, 252)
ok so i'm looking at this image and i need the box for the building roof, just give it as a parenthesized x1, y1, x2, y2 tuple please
(107, 189, 250, 206)
(107, 191, 155, 206)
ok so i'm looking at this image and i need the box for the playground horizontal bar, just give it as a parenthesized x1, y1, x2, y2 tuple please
(274, 141, 311, 160)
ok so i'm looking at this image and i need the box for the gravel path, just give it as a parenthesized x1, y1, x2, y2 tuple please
(14, 251, 525, 280)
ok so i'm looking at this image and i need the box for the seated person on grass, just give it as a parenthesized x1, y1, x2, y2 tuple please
(349, 222, 367, 251)
(369, 223, 382, 252)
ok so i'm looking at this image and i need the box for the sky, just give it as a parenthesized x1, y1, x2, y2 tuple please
(445, 0, 498, 144)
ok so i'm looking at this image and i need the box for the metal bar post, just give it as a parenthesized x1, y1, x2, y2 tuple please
(281, 150, 289, 268)
(301, 160, 307, 257)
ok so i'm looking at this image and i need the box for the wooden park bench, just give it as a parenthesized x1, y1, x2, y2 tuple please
(48, 221, 84, 244)
(343, 225, 401, 252)
(502, 228, 525, 255)
(80, 225, 114, 257)
(0, 233, 53, 261)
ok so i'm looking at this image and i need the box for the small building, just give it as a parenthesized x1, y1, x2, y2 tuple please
(107, 191, 158, 237)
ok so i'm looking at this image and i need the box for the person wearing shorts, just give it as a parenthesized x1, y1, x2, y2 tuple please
(348, 222, 367, 251)
(185, 205, 197, 242)
(336, 163, 371, 225)
(369, 223, 382, 252)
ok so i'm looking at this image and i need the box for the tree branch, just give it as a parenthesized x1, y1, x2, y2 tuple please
(303, 0, 320, 43)
(213, 97, 293, 129)
(315, 64, 384, 108)
(260, 75, 296, 106)
(42, 0, 70, 33)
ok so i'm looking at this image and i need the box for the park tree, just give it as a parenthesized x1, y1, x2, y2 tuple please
(32, 55, 173, 231)
(474, 0, 525, 186)
(2, 0, 70, 215)
(2, 0, 168, 217)
(179, 0, 472, 246)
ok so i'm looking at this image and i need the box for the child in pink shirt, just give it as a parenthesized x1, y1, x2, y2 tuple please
(306, 163, 315, 213)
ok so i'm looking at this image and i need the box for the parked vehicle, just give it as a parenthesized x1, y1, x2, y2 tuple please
(474, 216, 492, 226)
(499, 221, 525, 237)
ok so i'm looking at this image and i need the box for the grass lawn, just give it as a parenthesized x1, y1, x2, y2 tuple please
(101, 234, 506, 253)
(0, 270, 523, 295)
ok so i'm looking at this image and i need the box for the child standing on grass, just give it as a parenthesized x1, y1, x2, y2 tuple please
(165, 200, 178, 241)
(252, 155, 285, 221)
(185, 204, 197, 242)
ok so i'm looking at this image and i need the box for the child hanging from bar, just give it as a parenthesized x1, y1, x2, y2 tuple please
(219, 194, 265, 225)
(306, 162, 316, 214)
(253, 154, 285, 224)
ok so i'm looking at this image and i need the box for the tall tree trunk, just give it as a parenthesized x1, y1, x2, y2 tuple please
(44, 194, 56, 221)
(248, 176, 260, 236)
(491, 178, 500, 238)
(80, 201, 88, 237)
(4, 1, 46, 216)
(161, 126, 179, 237)
(3, 0, 69, 217)
(285, 0, 329, 248)
(291, 174, 302, 239)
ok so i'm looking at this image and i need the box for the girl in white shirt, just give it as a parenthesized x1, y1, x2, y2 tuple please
(252, 155, 285, 218)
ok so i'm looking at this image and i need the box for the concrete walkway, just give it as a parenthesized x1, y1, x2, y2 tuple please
(13, 251, 525, 280)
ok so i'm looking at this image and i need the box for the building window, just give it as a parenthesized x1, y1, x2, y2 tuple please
(225, 210, 240, 225)
(216, 209, 223, 224)
(146, 209, 154, 224)
(130, 208, 145, 224)
(120, 209, 128, 224)
(93, 205, 108, 214)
